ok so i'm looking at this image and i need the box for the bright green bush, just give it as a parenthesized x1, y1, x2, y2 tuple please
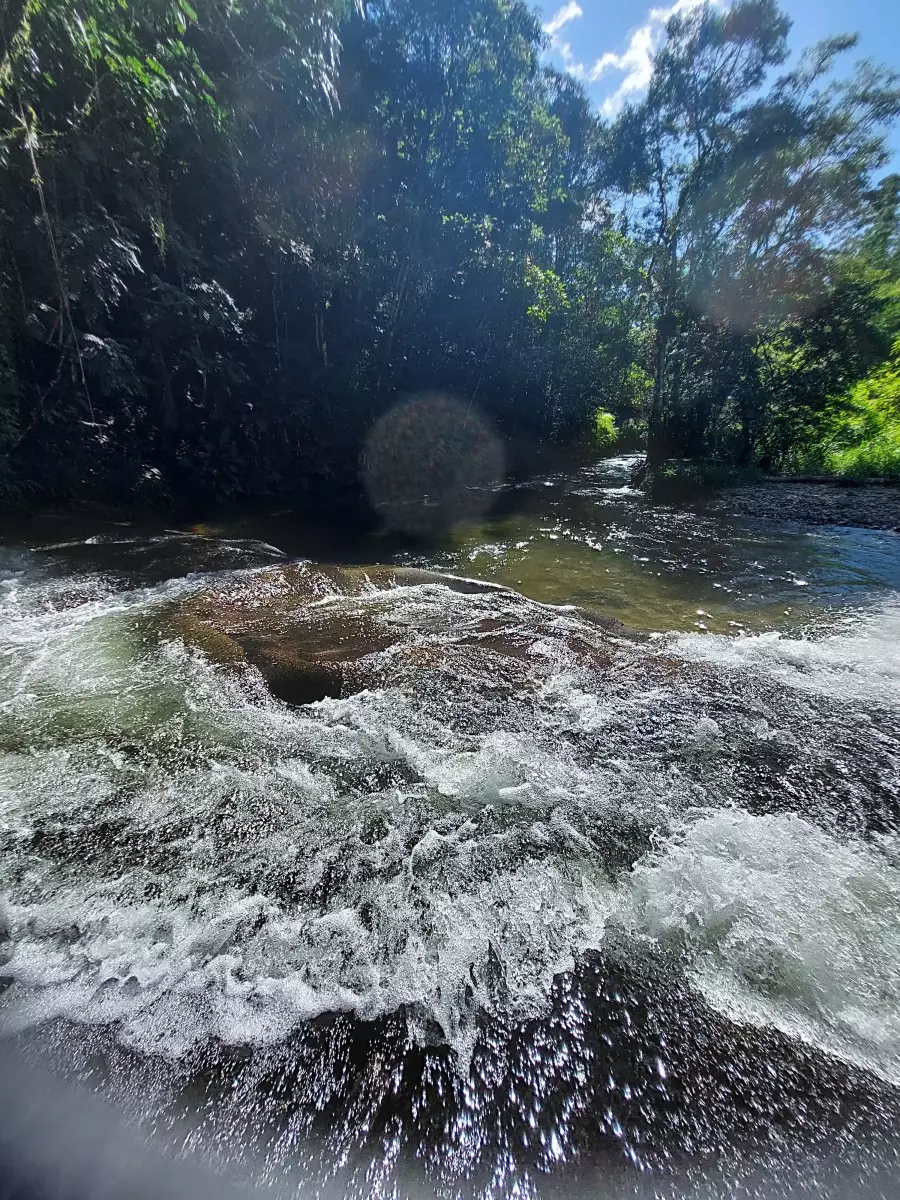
(593, 409, 619, 453)
(826, 433, 900, 477)
(787, 340, 900, 479)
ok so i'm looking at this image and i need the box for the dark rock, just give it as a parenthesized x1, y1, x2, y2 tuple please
(163, 563, 625, 709)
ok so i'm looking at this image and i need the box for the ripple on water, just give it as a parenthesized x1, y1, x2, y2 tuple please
(0, 532, 899, 1195)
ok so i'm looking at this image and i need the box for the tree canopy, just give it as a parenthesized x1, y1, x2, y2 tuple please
(1, 0, 899, 512)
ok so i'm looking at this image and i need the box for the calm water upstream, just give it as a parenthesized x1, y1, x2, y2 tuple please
(1, 454, 900, 1198)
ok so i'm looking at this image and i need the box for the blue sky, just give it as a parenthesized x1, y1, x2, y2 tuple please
(538, 0, 900, 159)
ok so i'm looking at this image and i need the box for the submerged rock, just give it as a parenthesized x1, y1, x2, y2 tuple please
(43, 532, 288, 588)
(3, 545, 900, 1107)
(165, 562, 624, 708)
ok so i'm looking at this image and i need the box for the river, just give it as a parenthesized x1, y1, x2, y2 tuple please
(1, 455, 899, 1198)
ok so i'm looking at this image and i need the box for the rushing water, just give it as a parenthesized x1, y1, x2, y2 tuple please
(1, 455, 900, 1198)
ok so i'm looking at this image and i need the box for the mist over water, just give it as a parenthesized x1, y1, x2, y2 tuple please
(1, 458, 899, 1197)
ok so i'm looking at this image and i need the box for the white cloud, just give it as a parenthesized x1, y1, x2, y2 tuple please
(557, 40, 587, 79)
(589, 0, 719, 117)
(543, 3, 587, 76)
(542, 2, 584, 38)
(590, 21, 658, 114)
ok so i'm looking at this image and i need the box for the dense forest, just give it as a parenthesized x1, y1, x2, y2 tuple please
(1, 0, 900, 514)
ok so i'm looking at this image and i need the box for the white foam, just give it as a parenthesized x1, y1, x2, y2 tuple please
(1, 779, 624, 1065)
(625, 808, 900, 1083)
(1, 549, 899, 1083)
(0, 563, 642, 1064)
(668, 598, 900, 706)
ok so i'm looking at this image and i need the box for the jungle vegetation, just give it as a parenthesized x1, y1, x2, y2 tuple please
(2, 0, 899, 513)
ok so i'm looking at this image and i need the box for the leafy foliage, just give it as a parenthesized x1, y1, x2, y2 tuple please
(786, 340, 900, 479)
(0, 0, 898, 511)
(592, 409, 618, 453)
(606, 0, 900, 469)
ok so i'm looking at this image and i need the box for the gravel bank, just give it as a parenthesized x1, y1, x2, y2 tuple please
(710, 481, 900, 531)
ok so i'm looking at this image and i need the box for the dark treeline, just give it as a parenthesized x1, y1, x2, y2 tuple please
(1, 0, 899, 513)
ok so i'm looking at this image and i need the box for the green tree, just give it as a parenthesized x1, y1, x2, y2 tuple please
(0, 0, 350, 504)
(606, 0, 900, 466)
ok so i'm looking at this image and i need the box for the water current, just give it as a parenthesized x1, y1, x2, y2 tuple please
(1, 455, 899, 1198)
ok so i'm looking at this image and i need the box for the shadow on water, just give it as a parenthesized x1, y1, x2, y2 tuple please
(3, 456, 899, 632)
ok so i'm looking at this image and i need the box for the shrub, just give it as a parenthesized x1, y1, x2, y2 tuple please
(593, 408, 619, 453)
(786, 340, 900, 479)
(644, 458, 761, 499)
(615, 418, 648, 451)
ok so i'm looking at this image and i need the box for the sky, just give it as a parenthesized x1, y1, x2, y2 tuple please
(538, 0, 900, 159)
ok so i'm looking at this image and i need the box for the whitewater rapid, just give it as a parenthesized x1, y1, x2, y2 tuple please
(0, 542, 899, 1092)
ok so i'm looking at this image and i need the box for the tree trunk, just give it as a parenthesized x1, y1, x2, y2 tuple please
(647, 231, 679, 467)
(646, 319, 670, 466)
(737, 401, 753, 466)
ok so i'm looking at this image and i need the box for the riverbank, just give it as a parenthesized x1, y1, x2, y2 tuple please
(633, 456, 900, 531)
(711, 478, 900, 531)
